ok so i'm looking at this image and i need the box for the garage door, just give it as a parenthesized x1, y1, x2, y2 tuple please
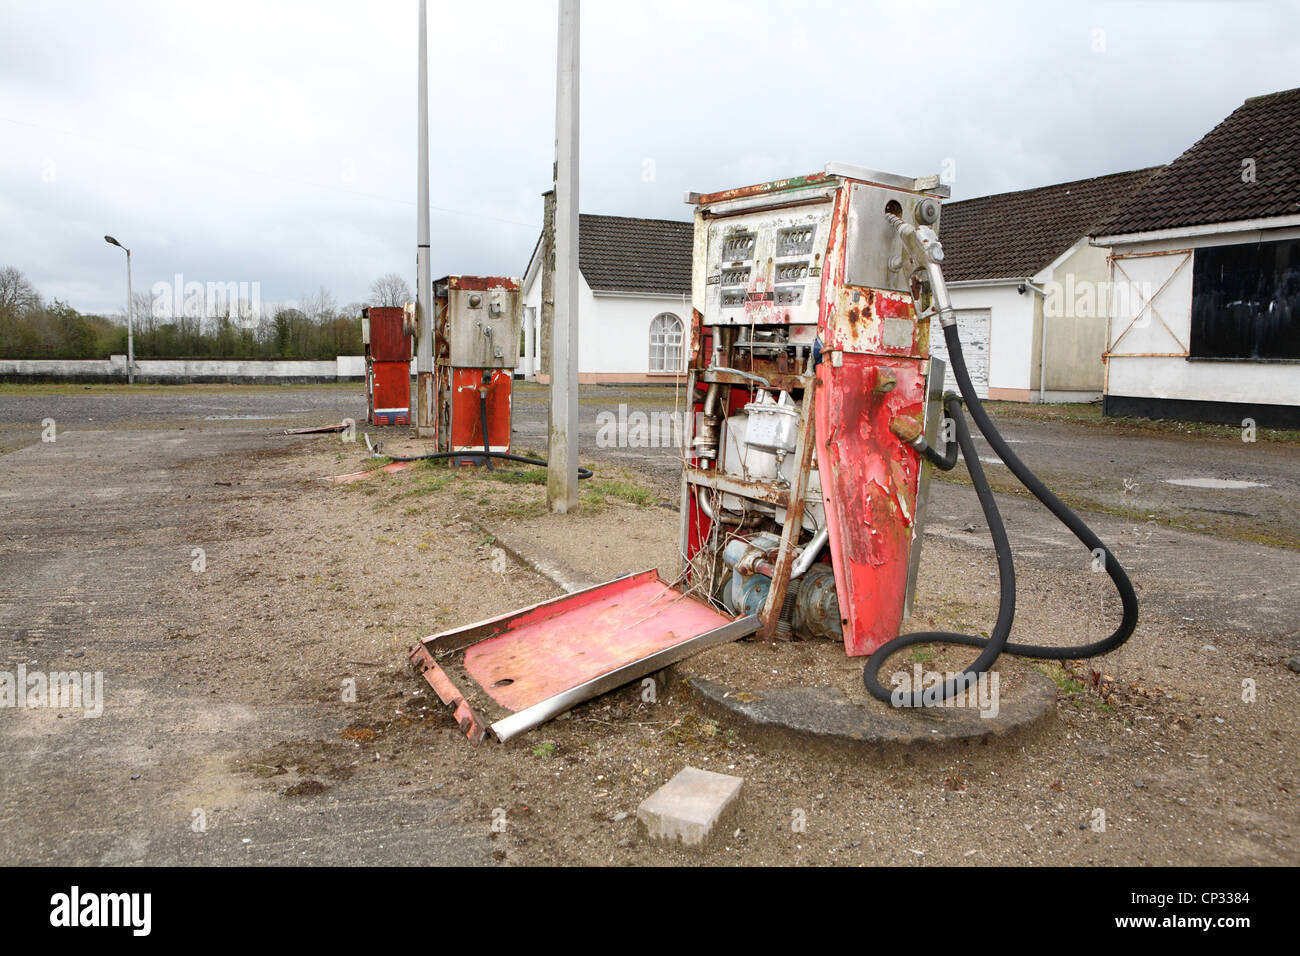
(930, 308, 990, 399)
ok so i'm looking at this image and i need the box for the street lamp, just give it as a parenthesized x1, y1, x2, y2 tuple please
(104, 235, 134, 384)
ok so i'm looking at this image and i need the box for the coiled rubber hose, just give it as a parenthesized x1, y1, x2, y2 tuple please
(862, 321, 1139, 706)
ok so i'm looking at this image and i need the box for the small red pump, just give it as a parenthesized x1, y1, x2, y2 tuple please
(362, 305, 413, 426)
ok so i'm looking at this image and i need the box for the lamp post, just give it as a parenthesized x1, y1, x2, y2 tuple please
(414, 0, 434, 437)
(104, 235, 134, 384)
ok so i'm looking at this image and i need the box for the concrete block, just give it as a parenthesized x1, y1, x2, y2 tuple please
(637, 766, 743, 850)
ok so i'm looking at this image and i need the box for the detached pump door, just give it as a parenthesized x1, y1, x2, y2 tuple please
(409, 570, 759, 743)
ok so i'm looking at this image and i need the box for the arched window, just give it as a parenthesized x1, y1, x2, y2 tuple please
(649, 312, 683, 372)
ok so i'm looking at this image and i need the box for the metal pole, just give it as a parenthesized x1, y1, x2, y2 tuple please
(548, 0, 580, 513)
(415, 0, 434, 438)
(1038, 296, 1047, 404)
(125, 248, 134, 385)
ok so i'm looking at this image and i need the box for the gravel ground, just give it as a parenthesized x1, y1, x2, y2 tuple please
(1, 384, 1295, 866)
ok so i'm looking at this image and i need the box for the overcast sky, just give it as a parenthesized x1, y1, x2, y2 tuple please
(1, 0, 1297, 317)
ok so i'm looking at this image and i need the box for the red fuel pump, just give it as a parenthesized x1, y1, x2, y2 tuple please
(362, 305, 412, 426)
(680, 164, 950, 657)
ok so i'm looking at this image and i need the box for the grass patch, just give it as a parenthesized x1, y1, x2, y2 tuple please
(483, 466, 547, 486)
(582, 479, 655, 507)
(1036, 661, 1088, 696)
(909, 644, 938, 664)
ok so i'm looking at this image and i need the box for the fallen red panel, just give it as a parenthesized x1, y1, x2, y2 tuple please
(409, 569, 758, 743)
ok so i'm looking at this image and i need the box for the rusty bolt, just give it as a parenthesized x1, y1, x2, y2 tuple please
(890, 414, 923, 444)
(874, 368, 898, 394)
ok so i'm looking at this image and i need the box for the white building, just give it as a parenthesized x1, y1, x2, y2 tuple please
(1093, 87, 1300, 428)
(937, 167, 1159, 402)
(519, 213, 692, 383)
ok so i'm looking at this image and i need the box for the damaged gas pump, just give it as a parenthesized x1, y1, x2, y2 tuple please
(433, 275, 521, 464)
(409, 163, 1138, 743)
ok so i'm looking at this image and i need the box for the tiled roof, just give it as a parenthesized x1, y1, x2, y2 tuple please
(576, 214, 692, 295)
(1097, 87, 1300, 235)
(939, 167, 1161, 281)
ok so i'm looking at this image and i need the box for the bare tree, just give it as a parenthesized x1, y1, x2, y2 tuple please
(300, 285, 338, 324)
(0, 266, 40, 319)
(368, 272, 412, 307)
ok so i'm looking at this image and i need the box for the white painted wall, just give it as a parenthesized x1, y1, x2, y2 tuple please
(519, 267, 691, 378)
(0, 355, 368, 381)
(1104, 225, 1300, 407)
(947, 282, 1036, 395)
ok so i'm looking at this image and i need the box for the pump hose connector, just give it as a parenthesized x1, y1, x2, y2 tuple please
(863, 213, 1139, 708)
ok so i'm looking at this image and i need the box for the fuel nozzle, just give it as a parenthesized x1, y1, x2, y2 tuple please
(886, 211, 956, 329)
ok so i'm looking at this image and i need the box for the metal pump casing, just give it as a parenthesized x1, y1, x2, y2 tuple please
(433, 275, 522, 458)
(681, 163, 950, 656)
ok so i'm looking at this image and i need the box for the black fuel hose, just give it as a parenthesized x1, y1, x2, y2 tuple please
(914, 393, 962, 471)
(478, 388, 495, 471)
(382, 448, 593, 479)
(379, 380, 592, 478)
(862, 321, 1139, 707)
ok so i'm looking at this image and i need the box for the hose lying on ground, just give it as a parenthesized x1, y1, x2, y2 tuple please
(381, 447, 593, 479)
(375, 388, 593, 479)
(862, 319, 1139, 707)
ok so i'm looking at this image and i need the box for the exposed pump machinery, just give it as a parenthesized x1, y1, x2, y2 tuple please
(409, 163, 1138, 742)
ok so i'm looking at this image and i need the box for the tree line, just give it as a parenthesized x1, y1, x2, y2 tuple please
(0, 267, 413, 361)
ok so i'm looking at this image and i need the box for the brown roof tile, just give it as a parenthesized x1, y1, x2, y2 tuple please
(575, 214, 693, 295)
(940, 167, 1161, 281)
(1097, 87, 1300, 235)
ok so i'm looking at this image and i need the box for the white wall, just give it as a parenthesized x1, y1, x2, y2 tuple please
(520, 267, 691, 379)
(947, 282, 1036, 396)
(0, 355, 367, 382)
(1105, 225, 1300, 407)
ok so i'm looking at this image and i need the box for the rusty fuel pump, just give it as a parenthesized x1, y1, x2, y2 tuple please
(408, 163, 1138, 742)
(433, 276, 521, 464)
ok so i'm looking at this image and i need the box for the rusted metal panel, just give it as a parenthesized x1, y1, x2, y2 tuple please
(446, 275, 522, 292)
(416, 371, 435, 438)
(362, 306, 412, 362)
(410, 645, 488, 744)
(815, 354, 925, 656)
(683, 468, 791, 507)
(699, 200, 834, 327)
(823, 285, 925, 357)
(408, 570, 758, 743)
(692, 172, 835, 207)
